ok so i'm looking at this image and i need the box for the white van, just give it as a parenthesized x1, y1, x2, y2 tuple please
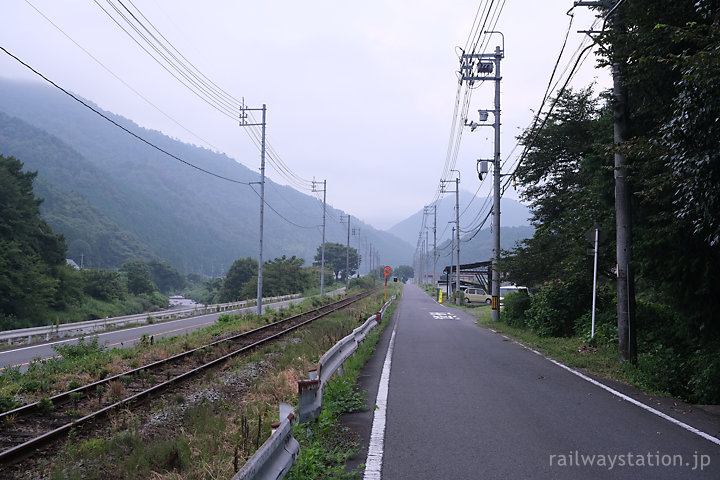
(499, 286, 530, 300)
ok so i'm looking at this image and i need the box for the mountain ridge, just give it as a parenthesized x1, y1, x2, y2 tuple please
(0, 78, 413, 274)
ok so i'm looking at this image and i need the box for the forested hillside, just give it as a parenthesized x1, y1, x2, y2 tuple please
(0, 79, 413, 273)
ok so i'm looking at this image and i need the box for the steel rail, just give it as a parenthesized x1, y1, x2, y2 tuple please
(0, 289, 377, 466)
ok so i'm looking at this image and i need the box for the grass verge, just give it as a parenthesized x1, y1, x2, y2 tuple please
(286, 286, 399, 480)
(451, 301, 680, 399)
(11, 288, 396, 479)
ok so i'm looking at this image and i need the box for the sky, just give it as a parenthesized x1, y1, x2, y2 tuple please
(1, 1, 610, 230)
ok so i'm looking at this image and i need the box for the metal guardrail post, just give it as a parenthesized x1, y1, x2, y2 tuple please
(232, 403, 299, 480)
(297, 369, 321, 424)
(238, 295, 396, 479)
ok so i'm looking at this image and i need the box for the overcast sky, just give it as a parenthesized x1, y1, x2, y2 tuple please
(1, 1, 610, 230)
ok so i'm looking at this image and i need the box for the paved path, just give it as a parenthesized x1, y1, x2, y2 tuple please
(346, 284, 719, 479)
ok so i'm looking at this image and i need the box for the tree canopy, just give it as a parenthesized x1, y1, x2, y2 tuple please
(502, 1, 720, 403)
(0, 155, 68, 321)
(313, 242, 360, 281)
(218, 257, 258, 302)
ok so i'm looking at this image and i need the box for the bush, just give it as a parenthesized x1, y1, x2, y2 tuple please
(687, 348, 720, 404)
(53, 336, 105, 359)
(0, 392, 20, 412)
(525, 280, 576, 337)
(502, 292, 532, 328)
(217, 313, 236, 323)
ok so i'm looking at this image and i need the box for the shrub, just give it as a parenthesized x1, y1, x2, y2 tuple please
(687, 348, 720, 404)
(0, 392, 20, 413)
(53, 336, 105, 359)
(502, 291, 532, 328)
(217, 313, 236, 323)
(525, 280, 576, 337)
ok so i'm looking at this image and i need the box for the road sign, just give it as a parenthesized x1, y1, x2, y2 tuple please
(585, 225, 607, 246)
(383, 266, 392, 277)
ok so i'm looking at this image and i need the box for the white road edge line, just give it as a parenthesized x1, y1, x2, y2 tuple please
(363, 323, 398, 480)
(510, 338, 720, 447)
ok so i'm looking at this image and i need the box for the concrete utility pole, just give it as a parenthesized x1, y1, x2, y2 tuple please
(460, 34, 504, 320)
(455, 177, 461, 304)
(451, 226, 455, 297)
(441, 173, 461, 304)
(240, 102, 267, 315)
(433, 203, 437, 290)
(352, 227, 361, 275)
(426, 229, 430, 287)
(424, 204, 438, 291)
(313, 180, 327, 295)
(573, 0, 635, 363)
(345, 215, 350, 289)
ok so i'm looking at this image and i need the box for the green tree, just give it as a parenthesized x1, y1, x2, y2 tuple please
(313, 242, 360, 281)
(53, 264, 85, 310)
(82, 269, 126, 301)
(218, 257, 258, 302)
(263, 256, 309, 296)
(119, 259, 155, 295)
(147, 259, 186, 294)
(240, 256, 310, 298)
(394, 265, 413, 283)
(505, 87, 614, 297)
(0, 155, 67, 321)
(505, 2, 720, 402)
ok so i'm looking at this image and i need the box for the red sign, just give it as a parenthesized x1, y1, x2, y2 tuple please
(383, 266, 392, 277)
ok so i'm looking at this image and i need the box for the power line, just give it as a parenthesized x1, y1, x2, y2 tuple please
(1, 45, 327, 235)
(249, 185, 319, 230)
(0, 45, 251, 185)
(23, 0, 223, 153)
(93, 0, 316, 192)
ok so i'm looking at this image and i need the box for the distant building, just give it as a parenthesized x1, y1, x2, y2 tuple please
(66, 259, 80, 269)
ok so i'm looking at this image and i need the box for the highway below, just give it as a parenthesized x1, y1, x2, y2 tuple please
(0, 294, 317, 371)
(346, 284, 719, 479)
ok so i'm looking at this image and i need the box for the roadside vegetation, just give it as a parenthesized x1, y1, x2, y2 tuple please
(287, 287, 399, 480)
(0, 286, 371, 413)
(5, 285, 397, 479)
(454, 298, 717, 405)
(463, 3, 720, 405)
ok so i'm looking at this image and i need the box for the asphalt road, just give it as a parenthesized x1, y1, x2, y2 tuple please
(346, 284, 719, 479)
(0, 296, 308, 371)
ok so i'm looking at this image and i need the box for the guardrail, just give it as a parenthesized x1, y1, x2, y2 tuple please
(234, 295, 396, 480)
(232, 404, 300, 480)
(0, 294, 301, 346)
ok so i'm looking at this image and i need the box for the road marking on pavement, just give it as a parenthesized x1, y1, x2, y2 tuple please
(509, 339, 720, 447)
(364, 322, 398, 480)
(429, 312, 458, 320)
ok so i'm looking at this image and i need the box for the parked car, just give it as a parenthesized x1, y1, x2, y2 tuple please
(463, 287, 492, 305)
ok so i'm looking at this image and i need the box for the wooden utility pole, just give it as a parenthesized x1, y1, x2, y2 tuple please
(575, 0, 636, 362)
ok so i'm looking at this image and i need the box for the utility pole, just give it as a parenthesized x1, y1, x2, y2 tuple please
(461, 33, 504, 320)
(451, 226, 455, 297)
(432, 204, 437, 291)
(240, 102, 267, 315)
(455, 176, 461, 304)
(352, 227, 361, 275)
(573, 0, 635, 363)
(426, 229, 430, 287)
(341, 214, 351, 289)
(313, 180, 327, 295)
(441, 172, 461, 304)
(423, 204, 438, 291)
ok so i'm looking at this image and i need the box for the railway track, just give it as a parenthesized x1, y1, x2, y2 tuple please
(0, 289, 377, 467)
